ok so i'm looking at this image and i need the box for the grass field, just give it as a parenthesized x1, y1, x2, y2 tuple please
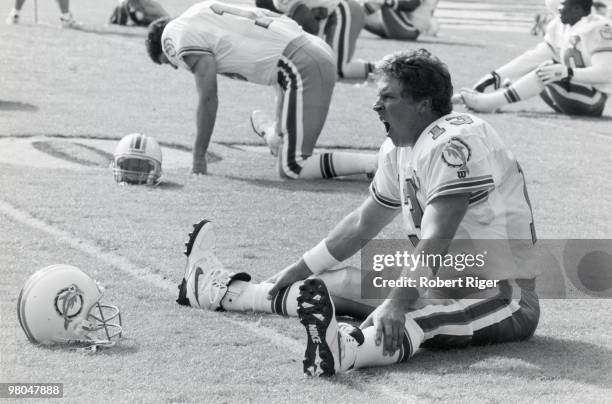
(1, 0, 612, 402)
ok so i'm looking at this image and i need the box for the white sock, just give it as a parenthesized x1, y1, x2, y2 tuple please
(10, 8, 19, 16)
(353, 318, 424, 369)
(298, 152, 378, 179)
(469, 71, 544, 111)
(60, 12, 72, 20)
(220, 281, 302, 316)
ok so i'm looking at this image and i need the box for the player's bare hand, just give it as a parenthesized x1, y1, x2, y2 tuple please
(536, 60, 569, 85)
(361, 299, 407, 356)
(192, 154, 208, 175)
(266, 260, 313, 300)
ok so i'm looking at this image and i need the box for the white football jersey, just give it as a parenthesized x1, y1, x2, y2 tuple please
(370, 112, 538, 280)
(273, 0, 340, 16)
(161, 1, 304, 85)
(545, 14, 612, 93)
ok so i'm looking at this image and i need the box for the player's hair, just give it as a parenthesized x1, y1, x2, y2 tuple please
(573, 0, 593, 13)
(376, 49, 453, 116)
(146, 17, 172, 64)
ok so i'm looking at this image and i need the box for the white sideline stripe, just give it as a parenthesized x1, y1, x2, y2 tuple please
(0, 198, 301, 355)
(0, 198, 416, 401)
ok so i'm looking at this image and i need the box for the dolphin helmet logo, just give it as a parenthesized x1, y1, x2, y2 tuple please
(54, 284, 84, 330)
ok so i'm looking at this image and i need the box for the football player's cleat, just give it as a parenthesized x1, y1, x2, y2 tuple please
(460, 88, 498, 113)
(17, 265, 122, 348)
(60, 14, 83, 29)
(250, 110, 282, 157)
(176, 219, 251, 310)
(5, 11, 19, 24)
(297, 278, 361, 377)
(112, 133, 163, 185)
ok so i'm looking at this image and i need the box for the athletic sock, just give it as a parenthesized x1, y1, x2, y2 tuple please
(298, 152, 378, 179)
(467, 71, 544, 111)
(220, 281, 302, 316)
(353, 318, 424, 369)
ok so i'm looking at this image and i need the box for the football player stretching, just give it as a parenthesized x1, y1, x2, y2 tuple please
(177, 50, 541, 377)
(146, 1, 377, 179)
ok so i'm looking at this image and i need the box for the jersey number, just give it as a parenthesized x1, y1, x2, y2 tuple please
(210, 3, 273, 28)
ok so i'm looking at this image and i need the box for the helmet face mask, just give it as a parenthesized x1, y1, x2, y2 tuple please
(17, 265, 123, 349)
(113, 156, 161, 185)
(112, 133, 163, 186)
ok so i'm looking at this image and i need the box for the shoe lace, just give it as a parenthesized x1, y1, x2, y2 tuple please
(206, 268, 231, 306)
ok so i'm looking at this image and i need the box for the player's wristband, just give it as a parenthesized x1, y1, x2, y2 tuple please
(302, 240, 340, 274)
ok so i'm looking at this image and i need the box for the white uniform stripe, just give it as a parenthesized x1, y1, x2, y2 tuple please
(421, 299, 522, 339)
(548, 82, 606, 106)
(279, 56, 304, 177)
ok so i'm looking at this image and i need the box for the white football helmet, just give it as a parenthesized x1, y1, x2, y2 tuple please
(112, 133, 162, 185)
(17, 265, 123, 348)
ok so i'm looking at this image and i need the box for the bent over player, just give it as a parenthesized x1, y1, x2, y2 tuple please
(146, 1, 377, 179)
(177, 49, 541, 376)
(460, 0, 612, 116)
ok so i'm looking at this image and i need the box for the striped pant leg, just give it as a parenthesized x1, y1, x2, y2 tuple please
(324, 0, 366, 79)
(380, 8, 420, 40)
(540, 82, 608, 117)
(363, 9, 389, 38)
(400, 280, 539, 358)
(276, 37, 336, 178)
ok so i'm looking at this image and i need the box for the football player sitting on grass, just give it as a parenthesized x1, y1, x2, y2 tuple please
(176, 49, 541, 376)
(459, 0, 612, 117)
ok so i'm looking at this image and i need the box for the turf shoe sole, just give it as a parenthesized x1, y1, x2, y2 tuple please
(297, 278, 360, 377)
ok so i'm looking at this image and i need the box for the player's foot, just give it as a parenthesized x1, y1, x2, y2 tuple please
(60, 14, 83, 29)
(5, 11, 19, 25)
(250, 110, 281, 157)
(176, 219, 251, 310)
(297, 278, 361, 377)
(460, 88, 499, 113)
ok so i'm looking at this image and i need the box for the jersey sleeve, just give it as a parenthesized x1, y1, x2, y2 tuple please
(589, 23, 612, 55)
(369, 142, 401, 209)
(162, 21, 214, 71)
(423, 131, 496, 205)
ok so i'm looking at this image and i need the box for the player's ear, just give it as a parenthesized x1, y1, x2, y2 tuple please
(417, 98, 432, 113)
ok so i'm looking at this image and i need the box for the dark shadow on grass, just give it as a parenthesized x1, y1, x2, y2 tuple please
(222, 175, 370, 195)
(157, 181, 184, 190)
(512, 109, 612, 122)
(0, 100, 39, 112)
(367, 335, 612, 388)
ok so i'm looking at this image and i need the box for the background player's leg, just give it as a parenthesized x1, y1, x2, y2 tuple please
(462, 70, 545, 112)
(540, 82, 607, 116)
(6, 0, 26, 24)
(326, 1, 375, 81)
(380, 7, 420, 40)
(363, 9, 389, 38)
(277, 40, 378, 179)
